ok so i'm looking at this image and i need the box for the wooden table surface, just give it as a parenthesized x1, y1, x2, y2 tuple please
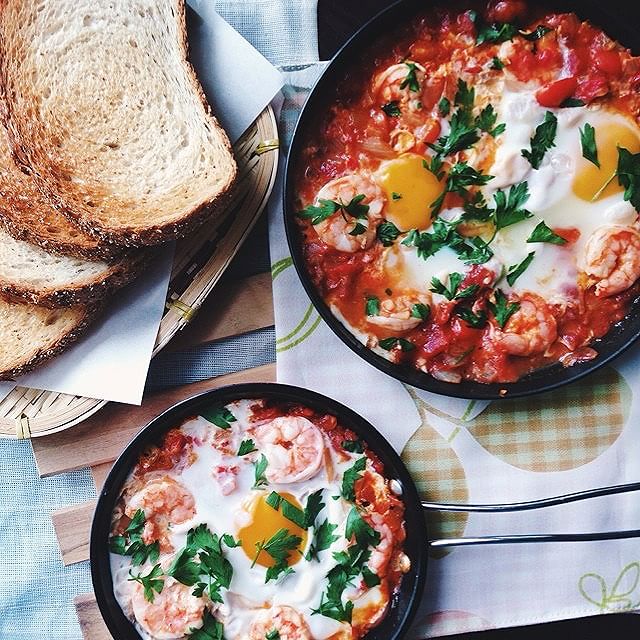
(316, 1, 640, 637)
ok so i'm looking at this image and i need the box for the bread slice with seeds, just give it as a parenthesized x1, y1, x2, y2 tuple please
(0, 0, 237, 247)
(0, 227, 144, 307)
(0, 297, 98, 380)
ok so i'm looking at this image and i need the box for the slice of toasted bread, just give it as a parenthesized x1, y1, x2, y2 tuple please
(0, 0, 237, 248)
(0, 297, 98, 380)
(0, 227, 144, 307)
(0, 120, 120, 260)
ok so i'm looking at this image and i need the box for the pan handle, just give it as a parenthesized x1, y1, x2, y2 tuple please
(421, 481, 640, 513)
(429, 530, 640, 548)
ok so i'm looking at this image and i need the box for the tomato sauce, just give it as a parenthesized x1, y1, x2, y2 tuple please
(294, 0, 640, 386)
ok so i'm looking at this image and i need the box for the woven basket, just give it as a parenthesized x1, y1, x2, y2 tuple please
(1, 106, 279, 439)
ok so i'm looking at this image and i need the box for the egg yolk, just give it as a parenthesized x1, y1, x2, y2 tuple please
(573, 122, 640, 202)
(376, 154, 443, 230)
(238, 492, 308, 568)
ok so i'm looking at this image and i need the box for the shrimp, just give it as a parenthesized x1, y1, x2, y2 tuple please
(252, 416, 324, 483)
(126, 477, 196, 552)
(131, 578, 206, 640)
(580, 225, 640, 297)
(314, 174, 386, 252)
(248, 605, 312, 640)
(492, 295, 557, 357)
(366, 294, 431, 332)
(371, 62, 426, 109)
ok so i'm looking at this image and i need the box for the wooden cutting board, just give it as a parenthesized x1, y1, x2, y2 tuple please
(34, 269, 277, 639)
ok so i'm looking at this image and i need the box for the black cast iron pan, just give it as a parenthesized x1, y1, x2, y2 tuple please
(283, 0, 640, 401)
(90, 383, 429, 640)
(90, 383, 640, 638)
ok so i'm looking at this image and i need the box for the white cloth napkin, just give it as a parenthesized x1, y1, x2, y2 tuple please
(268, 64, 640, 637)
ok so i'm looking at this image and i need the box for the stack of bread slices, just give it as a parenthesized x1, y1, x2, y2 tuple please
(0, 0, 237, 379)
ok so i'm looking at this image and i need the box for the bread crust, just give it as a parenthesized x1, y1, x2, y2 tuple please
(0, 0, 238, 249)
(0, 250, 149, 307)
(0, 298, 102, 380)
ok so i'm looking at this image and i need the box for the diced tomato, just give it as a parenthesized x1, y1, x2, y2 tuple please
(575, 73, 610, 102)
(535, 77, 578, 107)
(450, 316, 483, 341)
(554, 227, 580, 245)
(422, 119, 441, 144)
(593, 49, 622, 77)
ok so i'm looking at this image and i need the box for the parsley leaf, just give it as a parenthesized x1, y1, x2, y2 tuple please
(265, 491, 307, 529)
(376, 220, 400, 246)
(411, 302, 431, 320)
(392, 191, 402, 200)
(365, 296, 380, 316)
(521, 111, 558, 169)
(345, 508, 381, 548)
(109, 509, 160, 567)
(362, 566, 381, 587)
(560, 97, 585, 108)
(521, 25, 553, 40)
(616, 146, 640, 211)
(306, 519, 339, 562)
(431, 161, 494, 216)
(381, 101, 401, 117)
(378, 337, 415, 352)
(128, 564, 164, 603)
(343, 194, 369, 219)
(252, 528, 302, 582)
(266, 631, 281, 640)
(422, 155, 445, 181)
(342, 439, 364, 453)
(430, 273, 479, 301)
(253, 454, 269, 489)
(187, 611, 224, 640)
(168, 548, 203, 586)
(438, 96, 451, 116)
(506, 252, 536, 286)
(400, 62, 421, 92)
(580, 123, 600, 168)
(493, 182, 533, 230)
(297, 199, 339, 225)
(462, 191, 494, 221)
(475, 104, 506, 137)
(201, 405, 237, 429)
(237, 439, 257, 456)
(430, 110, 480, 158)
(487, 290, 520, 328)
(455, 306, 487, 329)
(476, 21, 519, 45)
(527, 221, 567, 245)
(341, 457, 366, 502)
(491, 57, 505, 70)
(460, 236, 494, 265)
(454, 78, 475, 115)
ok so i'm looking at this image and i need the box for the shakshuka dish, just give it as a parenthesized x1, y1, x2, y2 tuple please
(294, 0, 640, 385)
(109, 399, 409, 639)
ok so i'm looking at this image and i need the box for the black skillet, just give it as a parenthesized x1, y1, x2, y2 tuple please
(90, 383, 429, 640)
(283, 0, 640, 401)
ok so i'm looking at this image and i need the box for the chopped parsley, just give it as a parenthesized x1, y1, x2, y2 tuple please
(560, 97, 585, 108)
(297, 194, 369, 225)
(265, 631, 281, 640)
(201, 405, 236, 429)
(306, 519, 339, 562)
(345, 507, 381, 548)
(491, 57, 505, 70)
(109, 509, 160, 567)
(487, 290, 520, 328)
(431, 161, 494, 215)
(237, 439, 257, 456)
(167, 525, 239, 603)
(430, 272, 479, 301)
(341, 457, 367, 502)
(493, 182, 533, 230)
(376, 220, 401, 246)
(455, 307, 487, 329)
(521, 111, 558, 169)
(252, 528, 302, 582)
(506, 252, 536, 286)
(580, 123, 600, 168)
(348, 222, 367, 237)
(128, 564, 164, 603)
(521, 25, 553, 41)
(342, 439, 364, 453)
(527, 221, 567, 245)
(252, 454, 269, 489)
(379, 337, 415, 352)
(400, 62, 421, 92)
(475, 20, 519, 45)
(365, 296, 380, 316)
(411, 302, 430, 320)
(438, 96, 451, 116)
(187, 611, 225, 640)
(381, 101, 401, 117)
(616, 147, 640, 210)
(392, 191, 403, 200)
(266, 491, 307, 529)
(475, 104, 506, 138)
